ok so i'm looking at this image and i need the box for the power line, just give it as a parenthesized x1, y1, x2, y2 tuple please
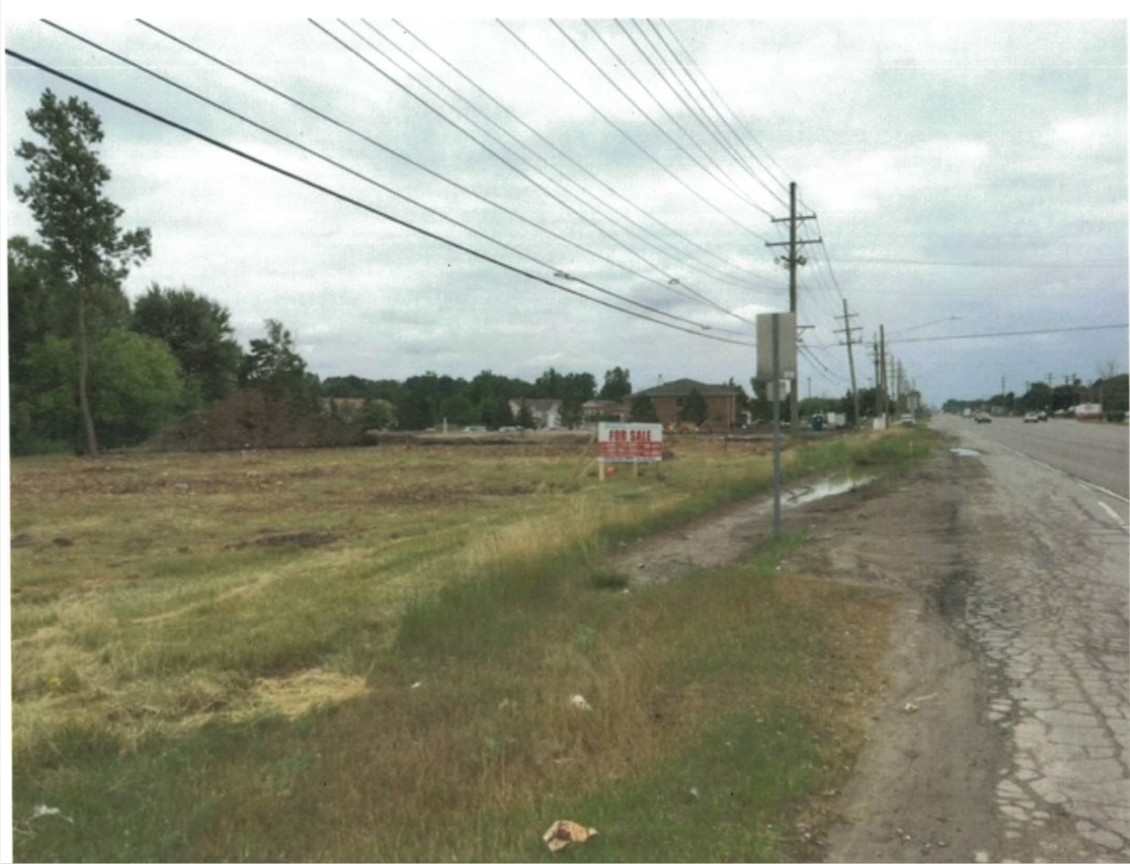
(334, 20, 746, 322)
(388, 18, 780, 294)
(889, 323, 1129, 344)
(39, 21, 744, 338)
(578, 19, 773, 219)
(836, 256, 1127, 269)
(496, 19, 772, 245)
(628, 19, 786, 209)
(354, 19, 766, 320)
(655, 20, 794, 195)
(137, 20, 758, 332)
(5, 47, 756, 348)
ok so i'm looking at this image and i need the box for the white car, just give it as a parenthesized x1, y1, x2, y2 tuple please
(1023, 412, 1040, 423)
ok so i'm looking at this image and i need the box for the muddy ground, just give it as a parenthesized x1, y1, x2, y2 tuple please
(612, 448, 1003, 860)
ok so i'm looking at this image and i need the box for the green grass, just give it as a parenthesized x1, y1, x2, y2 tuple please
(10, 429, 932, 861)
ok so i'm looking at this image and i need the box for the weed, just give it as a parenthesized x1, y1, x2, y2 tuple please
(10, 434, 915, 861)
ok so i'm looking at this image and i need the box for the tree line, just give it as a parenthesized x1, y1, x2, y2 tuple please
(942, 372, 1129, 421)
(7, 88, 904, 455)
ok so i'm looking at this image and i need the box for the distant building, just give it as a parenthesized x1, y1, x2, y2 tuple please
(507, 398, 562, 429)
(581, 399, 630, 425)
(633, 378, 739, 431)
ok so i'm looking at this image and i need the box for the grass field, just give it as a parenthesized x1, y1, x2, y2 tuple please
(9, 428, 935, 861)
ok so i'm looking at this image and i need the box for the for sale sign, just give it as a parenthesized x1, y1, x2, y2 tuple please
(598, 422, 663, 463)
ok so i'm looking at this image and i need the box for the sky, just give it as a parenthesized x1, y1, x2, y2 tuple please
(3, 9, 1128, 406)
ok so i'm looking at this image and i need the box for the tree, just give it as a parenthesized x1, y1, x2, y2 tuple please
(15, 89, 152, 455)
(18, 330, 182, 450)
(679, 388, 709, 426)
(7, 236, 66, 367)
(599, 366, 632, 401)
(132, 284, 243, 406)
(516, 400, 536, 429)
(240, 319, 310, 404)
(629, 394, 658, 422)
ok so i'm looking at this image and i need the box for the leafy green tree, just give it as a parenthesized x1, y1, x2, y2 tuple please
(440, 392, 477, 426)
(7, 236, 66, 366)
(92, 330, 185, 447)
(599, 366, 632, 400)
(629, 394, 658, 422)
(679, 388, 708, 426)
(516, 400, 536, 429)
(15, 89, 152, 455)
(131, 284, 243, 407)
(358, 399, 394, 430)
(240, 319, 310, 404)
(17, 330, 182, 450)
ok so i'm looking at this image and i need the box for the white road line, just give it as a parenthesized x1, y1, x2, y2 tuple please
(990, 440, 1130, 504)
(1096, 499, 1128, 533)
(1078, 479, 1130, 505)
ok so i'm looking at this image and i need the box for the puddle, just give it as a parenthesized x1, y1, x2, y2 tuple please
(785, 475, 874, 507)
(949, 448, 982, 458)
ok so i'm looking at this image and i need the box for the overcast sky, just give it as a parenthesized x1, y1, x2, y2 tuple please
(4, 10, 1127, 404)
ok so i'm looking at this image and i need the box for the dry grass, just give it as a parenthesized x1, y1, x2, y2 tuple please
(10, 429, 929, 861)
(9, 438, 769, 757)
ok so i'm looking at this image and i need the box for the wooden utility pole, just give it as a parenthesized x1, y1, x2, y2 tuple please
(834, 299, 862, 429)
(879, 325, 888, 426)
(767, 182, 818, 436)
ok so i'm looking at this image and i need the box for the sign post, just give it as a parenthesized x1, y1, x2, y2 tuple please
(756, 313, 797, 536)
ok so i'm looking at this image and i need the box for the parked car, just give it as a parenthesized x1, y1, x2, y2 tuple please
(975, 412, 992, 423)
(1037, 410, 1048, 421)
(1023, 412, 1040, 423)
(898, 413, 916, 427)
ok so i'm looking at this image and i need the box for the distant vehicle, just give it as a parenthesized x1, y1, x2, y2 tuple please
(1038, 411, 1048, 421)
(1023, 412, 1039, 423)
(975, 412, 992, 423)
(898, 413, 916, 427)
(462, 425, 487, 433)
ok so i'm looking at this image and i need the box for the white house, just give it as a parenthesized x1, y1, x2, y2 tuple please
(508, 398, 562, 429)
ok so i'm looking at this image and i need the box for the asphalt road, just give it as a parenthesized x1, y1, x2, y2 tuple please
(932, 413, 1130, 501)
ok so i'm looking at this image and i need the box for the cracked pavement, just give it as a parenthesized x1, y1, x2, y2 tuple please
(953, 420, 1130, 862)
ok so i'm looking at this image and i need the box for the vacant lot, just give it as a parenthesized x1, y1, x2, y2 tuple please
(10, 430, 933, 861)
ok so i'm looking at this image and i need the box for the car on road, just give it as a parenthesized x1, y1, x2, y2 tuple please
(974, 412, 992, 423)
(1023, 412, 1040, 423)
(898, 413, 917, 427)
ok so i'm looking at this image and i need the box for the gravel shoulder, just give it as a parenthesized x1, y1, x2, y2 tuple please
(611, 427, 1129, 863)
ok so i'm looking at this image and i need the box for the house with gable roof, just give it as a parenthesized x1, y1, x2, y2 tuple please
(633, 378, 739, 431)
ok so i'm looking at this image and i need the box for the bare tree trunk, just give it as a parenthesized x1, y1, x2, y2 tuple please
(77, 286, 99, 457)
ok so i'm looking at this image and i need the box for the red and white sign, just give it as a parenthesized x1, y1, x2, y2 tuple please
(598, 422, 663, 463)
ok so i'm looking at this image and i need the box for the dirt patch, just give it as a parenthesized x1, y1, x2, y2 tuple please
(225, 531, 341, 551)
(612, 452, 1006, 862)
(795, 454, 1003, 862)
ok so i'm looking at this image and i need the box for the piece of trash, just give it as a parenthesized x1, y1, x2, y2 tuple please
(909, 692, 939, 703)
(543, 819, 598, 852)
(410, 681, 422, 689)
(689, 786, 700, 799)
(30, 805, 73, 823)
(570, 694, 593, 711)
(498, 698, 517, 712)
(903, 702, 920, 713)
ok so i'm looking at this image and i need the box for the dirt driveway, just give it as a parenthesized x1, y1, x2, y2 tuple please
(613, 433, 1129, 863)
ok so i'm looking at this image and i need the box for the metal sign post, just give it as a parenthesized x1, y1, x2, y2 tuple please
(772, 315, 783, 536)
(757, 313, 797, 537)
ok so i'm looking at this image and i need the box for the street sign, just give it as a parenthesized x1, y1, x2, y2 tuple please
(756, 313, 797, 382)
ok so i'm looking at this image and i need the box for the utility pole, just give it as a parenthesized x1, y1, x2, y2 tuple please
(834, 299, 862, 429)
(878, 325, 888, 426)
(767, 182, 818, 437)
